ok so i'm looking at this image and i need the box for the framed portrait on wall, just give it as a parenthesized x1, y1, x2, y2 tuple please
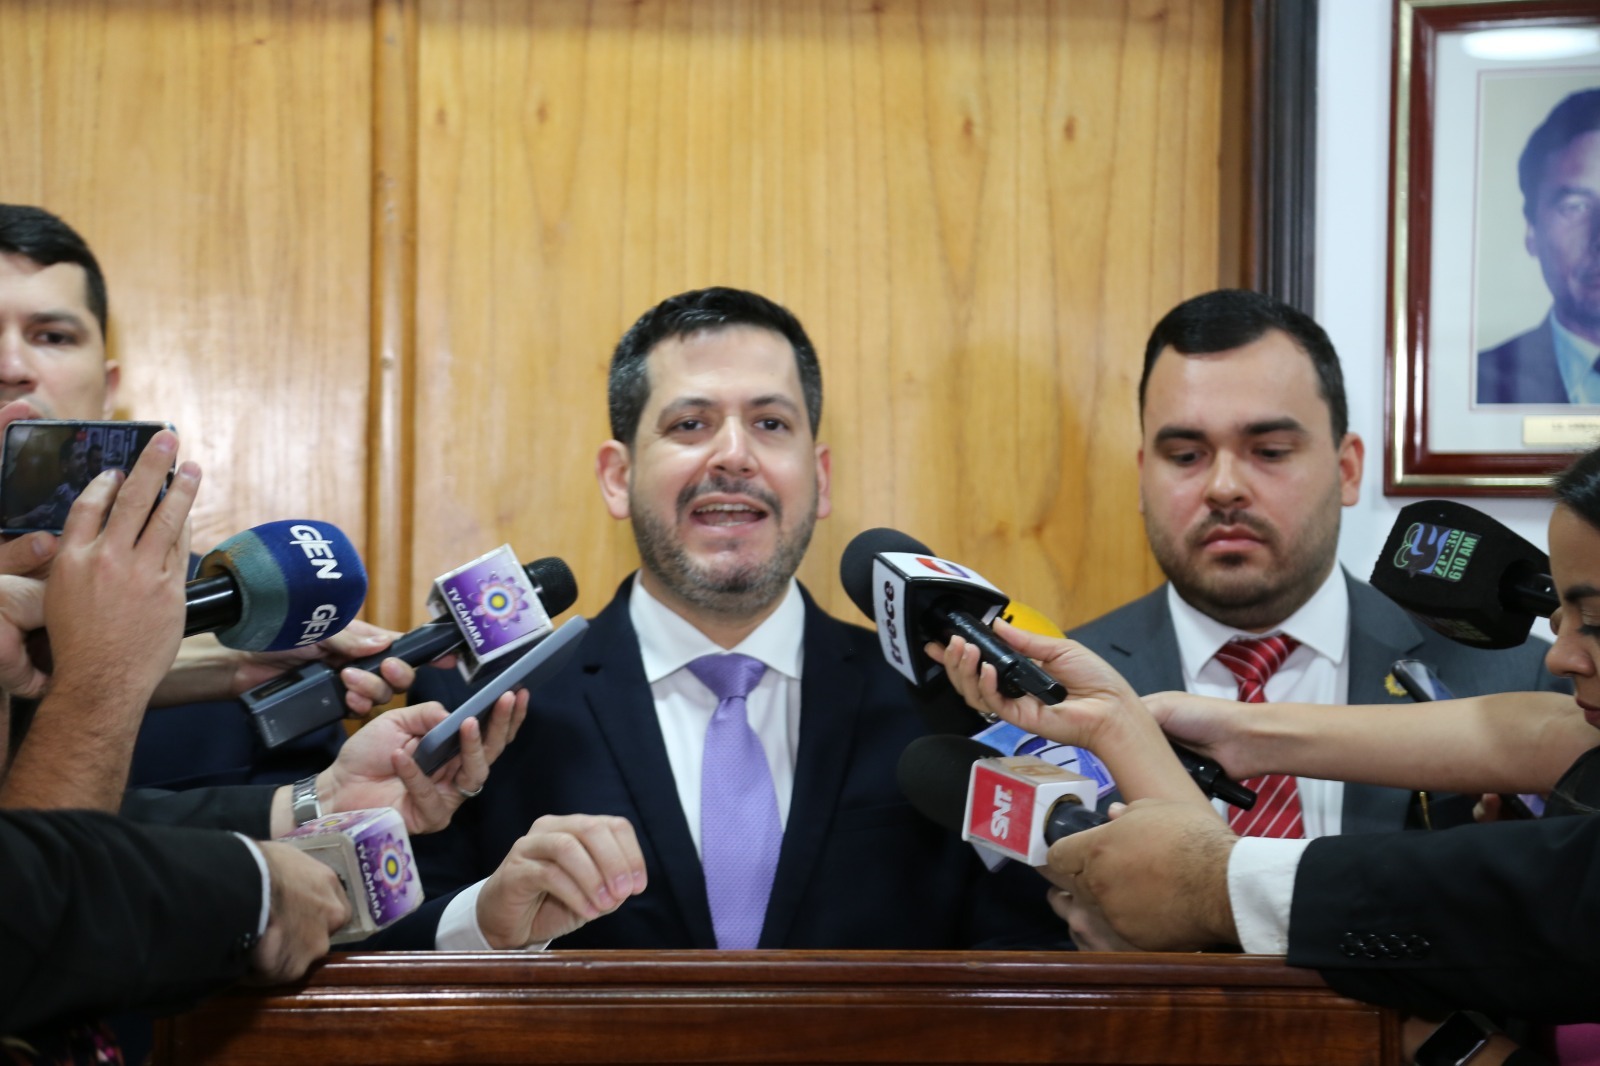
(1386, 0, 1600, 495)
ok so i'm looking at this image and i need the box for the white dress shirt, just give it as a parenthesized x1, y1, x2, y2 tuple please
(436, 576, 807, 949)
(1552, 314, 1600, 405)
(1166, 565, 1349, 955)
(1166, 563, 1350, 837)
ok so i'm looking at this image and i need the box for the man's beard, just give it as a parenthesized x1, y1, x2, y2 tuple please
(1144, 497, 1340, 631)
(631, 475, 818, 620)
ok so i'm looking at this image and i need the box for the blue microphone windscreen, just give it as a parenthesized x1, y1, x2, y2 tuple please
(200, 520, 368, 652)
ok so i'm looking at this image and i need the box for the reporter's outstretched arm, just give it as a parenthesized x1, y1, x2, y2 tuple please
(0, 808, 265, 1034)
(2, 432, 199, 811)
(1144, 688, 1594, 794)
(152, 619, 432, 715)
(928, 619, 1207, 806)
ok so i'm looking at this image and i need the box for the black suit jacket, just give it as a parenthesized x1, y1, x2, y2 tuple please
(1288, 810, 1600, 1021)
(0, 809, 261, 1035)
(375, 577, 1064, 950)
(1067, 571, 1565, 832)
(1477, 318, 1569, 404)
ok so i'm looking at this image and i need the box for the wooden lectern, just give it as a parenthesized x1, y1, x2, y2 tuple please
(155, 951, 1398, 1065)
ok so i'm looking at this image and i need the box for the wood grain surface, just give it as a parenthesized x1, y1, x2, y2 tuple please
(2, 0, 1231, 630)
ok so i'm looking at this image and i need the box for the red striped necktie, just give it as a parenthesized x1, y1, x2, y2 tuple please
(1215, 634, 1304, 838)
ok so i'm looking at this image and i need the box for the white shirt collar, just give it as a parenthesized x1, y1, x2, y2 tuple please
(628, 574, 806, 684)
(1165, 563, 1349, 683)
(1552, 314, 1600, 405)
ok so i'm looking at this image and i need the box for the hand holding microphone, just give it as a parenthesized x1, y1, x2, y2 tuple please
(241, 552, 576, 749)
(838, 528, 1065, 704)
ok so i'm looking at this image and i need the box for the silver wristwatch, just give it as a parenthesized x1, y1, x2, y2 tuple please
(291, 774, 323, 827)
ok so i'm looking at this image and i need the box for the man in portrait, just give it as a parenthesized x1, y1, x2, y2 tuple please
(1478, 86, 1600, 404)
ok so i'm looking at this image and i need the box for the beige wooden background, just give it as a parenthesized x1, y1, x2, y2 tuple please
(0, 0, 1231, 633)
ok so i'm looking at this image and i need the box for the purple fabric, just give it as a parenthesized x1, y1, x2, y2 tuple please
(688, 653, 781, 950)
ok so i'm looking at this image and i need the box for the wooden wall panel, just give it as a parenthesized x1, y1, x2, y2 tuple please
(0, 0, 374, 555)
(411, 0, 1224, 629)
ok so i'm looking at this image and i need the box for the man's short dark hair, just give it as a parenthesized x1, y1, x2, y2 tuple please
(607, 287, 822, 446)
(0, 205, 109, 338)
(1518, 88, 1600, 223)
(1138, 288, 1348, 441)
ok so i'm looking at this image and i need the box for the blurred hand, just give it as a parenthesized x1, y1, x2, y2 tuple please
(0, 536, 58, 698)
(249, 841, 351, 983)
(45, 429, 198, 707)
(926, 620, 1145, 752)
(156, 620, 454, 713)
(1044, 798, 1239, 952)
(1140, 690, 1260, 779)
(310, 691, 527, 835)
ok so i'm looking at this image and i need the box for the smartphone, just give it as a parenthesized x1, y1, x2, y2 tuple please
(412, 616, 589, 776)
(0, 420, 174, 535)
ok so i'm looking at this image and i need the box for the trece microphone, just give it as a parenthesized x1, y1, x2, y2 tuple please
(1371, 500, 1556, 649)
(241, 555, 577, 749)
(186, 520, 367, 652)
(898, 734, 1103, 865)
(839, 528, 1065, 704)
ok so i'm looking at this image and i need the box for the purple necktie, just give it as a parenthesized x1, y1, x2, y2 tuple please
(688, 652, 781, 949)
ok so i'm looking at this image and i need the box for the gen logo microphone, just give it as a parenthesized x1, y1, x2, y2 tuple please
(1371, 500, 1556, 649)
(186, 520, 367, 652)
(242, 553, 577, 749)
(839, 528, 1066, 704)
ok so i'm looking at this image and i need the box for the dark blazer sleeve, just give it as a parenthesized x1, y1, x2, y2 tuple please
(1286, 814, 1600, 1022)
(120, 783, 279, 839)
(0, 809, 262, 1035)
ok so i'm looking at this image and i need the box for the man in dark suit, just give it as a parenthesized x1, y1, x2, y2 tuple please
(1476, 88, 1600, 406)
(380, 287, 1061, 952)
(1070, 289, 1561, 849)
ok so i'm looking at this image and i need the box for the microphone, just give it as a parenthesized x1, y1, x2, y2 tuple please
(839, 528, 1065, 704)
(981, 600, 1257, 812)
(186, 520, 367, 652)
(1390, 657, 1543, 820)
(281, 806, 423, 943)
(898, 734, 1102, 864)
(1371, 500, 1556, 649)
(242, 554, 576, 749)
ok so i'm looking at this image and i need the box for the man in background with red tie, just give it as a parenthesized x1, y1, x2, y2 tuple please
(1065, 289, 1564, 893)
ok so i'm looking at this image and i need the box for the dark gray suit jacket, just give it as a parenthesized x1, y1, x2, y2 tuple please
(1477, 317, 1569, 405)
(1067, 571, 1566, 833)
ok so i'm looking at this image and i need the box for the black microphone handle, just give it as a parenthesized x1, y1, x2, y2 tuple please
(1174, 745, 1256, 810)
(1043, 797, 1108, 842)
(1503, 565, 1558, 619)
(343, 618, 465, 674)
(184, 573, 241, 637)
(935, 605, 1067, 704)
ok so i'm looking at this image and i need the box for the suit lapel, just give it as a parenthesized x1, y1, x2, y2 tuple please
(581, 580, 717, 946)
(1099, 586, 1187, 695)
(759, 592, 861, 947)
(1340, 573, 1427, 835)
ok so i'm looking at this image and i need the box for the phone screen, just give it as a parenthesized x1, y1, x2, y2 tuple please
(0, 420, 172, 534)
